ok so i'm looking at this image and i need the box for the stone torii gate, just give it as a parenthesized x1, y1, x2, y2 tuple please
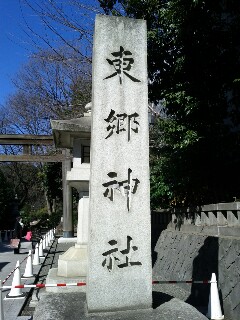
(0, 134, 73, 237)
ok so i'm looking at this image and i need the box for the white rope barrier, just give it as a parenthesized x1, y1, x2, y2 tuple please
(2, 282, 86, 289)
(2, 279, 217, 289)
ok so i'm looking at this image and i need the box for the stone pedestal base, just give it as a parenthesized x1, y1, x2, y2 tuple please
(58, 237, 77, 244)
(57, 244, 88, 277)
(46, 268, 86, 293)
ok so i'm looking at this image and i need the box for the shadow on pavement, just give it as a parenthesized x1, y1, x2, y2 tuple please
(152, 291, 173, 309)
(0, 243, 13, 253)
(15, 251, 29, 254)
(0, 261, 10, 271)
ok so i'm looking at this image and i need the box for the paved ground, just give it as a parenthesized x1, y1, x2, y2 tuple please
(1, 236, 210, 320)
(0, 234, 54, 320)
(33, 292, 209, 320)
(20, 239, 73, 317)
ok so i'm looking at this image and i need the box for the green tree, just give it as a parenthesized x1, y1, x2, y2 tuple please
(0, 169, 14, 228)
(5, 48, 91, 130)
(9, 0, 240, 208)
(0, 163, 45, 212)
(1, 47, 92, 219)
(100, 0, 240, 208)
(38, 162, 63, 215)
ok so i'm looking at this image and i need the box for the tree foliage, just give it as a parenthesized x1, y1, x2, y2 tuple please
(38, 162, 63, 215)
(0, 2, 88, 224)
(3, 0, 240, 210)
(3, 48, 91, 136)
(0, 168, 14, 228)
(19, 0, 97, 63)
(0, 163, 44, 211)
(0, 46, 92, 218)
(99, 0, 240, 208)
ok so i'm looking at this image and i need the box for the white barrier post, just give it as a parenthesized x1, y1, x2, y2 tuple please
(49, 231, 51, 242)
(39, 240, 44, 257)
(22, 250, 34, 278)
(5, 261, 25, 299)
(42, 237, 46, 250)
(46, 233, 50, 247)
(50, 229, 54, 241)
(49, 231, 52, 242)
(207, 273, 224, 320)
(33, 243, 40, 265)
(0, 280, 4, 320)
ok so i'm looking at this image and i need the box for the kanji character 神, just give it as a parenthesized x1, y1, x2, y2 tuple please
(102, 168, 140, 211)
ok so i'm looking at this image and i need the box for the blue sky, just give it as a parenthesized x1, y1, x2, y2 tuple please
(0, 1, 31, 106)
(0, 0, 98, 108)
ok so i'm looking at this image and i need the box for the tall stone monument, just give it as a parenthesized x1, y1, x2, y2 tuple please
(87, 15, 152, 312)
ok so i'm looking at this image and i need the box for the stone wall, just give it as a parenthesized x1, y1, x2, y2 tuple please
(152, 202, 240, 231)
(152, 228, 240, 320)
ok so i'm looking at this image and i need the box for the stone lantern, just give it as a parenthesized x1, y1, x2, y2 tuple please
(47, 104, 91, 285)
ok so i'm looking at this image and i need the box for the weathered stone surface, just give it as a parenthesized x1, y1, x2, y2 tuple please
(228, 263, 239, 290)
(57, 245, 88, 277)
(223, 295, 234, 319)
(220, 238, 233, 256)
(230, 281, 240, 310)
(51, 117, 91, 149)
(56, 196, 89, 278)
(218, 241, 227, 261)
(33, 292, 208, 320)
(225, 242, 238, 268)
(218, 264, 231, 299)
(234, 255, 240, 275)
(153, 229, 240, 320)
(221, 276, 233, 300)
(233, 303, 240, 320)
(46, 268, 86, 293)
(87, 15, 151, 313)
